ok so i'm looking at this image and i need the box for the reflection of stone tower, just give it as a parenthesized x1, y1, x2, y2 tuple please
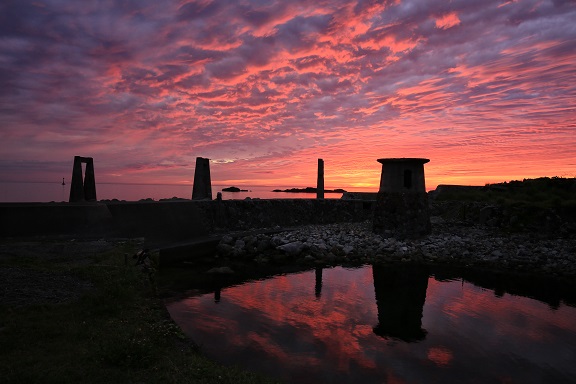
(372, 265, 429, 342)
(69, 156, 97, 202)
(373, 158, 431, 239)
(192, 157, 212, 200)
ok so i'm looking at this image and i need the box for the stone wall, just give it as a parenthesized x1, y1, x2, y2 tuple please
(0, 203, 114, 238)
(373, 192, 431, 239)
(0, 199, 373, 243)
(3, 198, 571, 244)
(430, 200, 576, 236)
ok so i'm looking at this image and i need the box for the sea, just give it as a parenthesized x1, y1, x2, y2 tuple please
(0, 181, 372, 203)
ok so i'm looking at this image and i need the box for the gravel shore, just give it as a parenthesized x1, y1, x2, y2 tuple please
(216, 219, 576, 278)
(2, 216, 574, 308)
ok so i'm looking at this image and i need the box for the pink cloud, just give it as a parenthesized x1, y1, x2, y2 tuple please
(435, 12, 460, 29)
(0, 0, 575, 190)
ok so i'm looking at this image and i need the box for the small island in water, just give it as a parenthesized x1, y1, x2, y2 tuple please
(272, 187, 347, 193)
(222, 186, 248, 192)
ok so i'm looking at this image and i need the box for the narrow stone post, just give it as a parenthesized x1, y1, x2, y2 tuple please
(372, 158, 431, 239)
(317, 158, 324, 199)
(83, 158, 97, 202)
(69, 157, 84, 202)
(192, 157, 212, 200)
(69, 156, 97, 202)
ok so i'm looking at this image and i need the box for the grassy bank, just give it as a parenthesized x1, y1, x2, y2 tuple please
(434, 176, 576, 208)
(0, 239, 280, 384)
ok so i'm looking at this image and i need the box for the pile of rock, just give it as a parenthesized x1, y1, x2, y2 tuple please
(214, 219, 576, 278)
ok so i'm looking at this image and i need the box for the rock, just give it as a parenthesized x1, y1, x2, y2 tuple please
(256, 238, 272, 252)
(342, 245, 354, 255)
(216, 243, 234, 257)
(220, 235, 234, 245)
(271, 235, 286, 247)
(242, 235, 257, 247)
(277, 241, 305, 256)
(206, 266, 235, 274)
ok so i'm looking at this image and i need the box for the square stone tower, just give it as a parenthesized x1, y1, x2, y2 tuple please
(372, 158, 431, 239)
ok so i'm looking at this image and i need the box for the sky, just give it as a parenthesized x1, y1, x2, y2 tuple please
(1, 0, 575, 190)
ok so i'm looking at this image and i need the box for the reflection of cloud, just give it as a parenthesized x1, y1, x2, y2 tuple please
(1, 0, 575, 188)
(427, 346, 453, 367)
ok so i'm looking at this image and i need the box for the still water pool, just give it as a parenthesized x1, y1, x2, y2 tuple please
(164, 265, 576, 383)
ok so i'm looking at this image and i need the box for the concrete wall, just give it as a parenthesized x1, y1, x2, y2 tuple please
(0, 203, 114, 238)
(0, 199, 373, 243)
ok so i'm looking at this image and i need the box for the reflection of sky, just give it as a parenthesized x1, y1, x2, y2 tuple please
(166, 266, 576, 384)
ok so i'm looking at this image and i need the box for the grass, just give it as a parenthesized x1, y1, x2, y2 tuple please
(434, 176, 576, 208)
(0, 240, 281, 384)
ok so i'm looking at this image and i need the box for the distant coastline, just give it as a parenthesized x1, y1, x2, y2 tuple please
(272, 187, 347, 193)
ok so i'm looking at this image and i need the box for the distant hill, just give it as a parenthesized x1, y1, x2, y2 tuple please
(431, 177, 576, 207)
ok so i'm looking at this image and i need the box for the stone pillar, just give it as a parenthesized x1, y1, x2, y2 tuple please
(192, 157, 212, 200)
(372, 158, 431, 239)
(83, 158, 97, 201)
(317, 158, 324, 199)
(69, 156, 97, 202)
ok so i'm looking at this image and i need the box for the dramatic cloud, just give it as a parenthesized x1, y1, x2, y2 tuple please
(1, 0, 575, 189)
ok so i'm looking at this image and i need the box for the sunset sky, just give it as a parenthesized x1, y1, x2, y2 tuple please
(1, 0, 575, 190)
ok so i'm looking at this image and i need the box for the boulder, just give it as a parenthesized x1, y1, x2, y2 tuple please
(277, 241, 305, 256)
(206, 266, 235, 274)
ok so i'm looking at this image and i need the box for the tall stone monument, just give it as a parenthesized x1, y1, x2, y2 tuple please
(69, 156, 97, 202)
(372, 158, 431, 239)
(317, 158, 324, 199)
(192, 157, 212, 200)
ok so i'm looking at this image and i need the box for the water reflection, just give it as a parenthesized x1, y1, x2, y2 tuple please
(315, 267, 322, 298)
(372, 265, 428, 342)
(163, 265, 576, 384)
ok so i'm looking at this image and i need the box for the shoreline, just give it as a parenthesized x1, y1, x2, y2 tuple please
(212, 220, 576, 280)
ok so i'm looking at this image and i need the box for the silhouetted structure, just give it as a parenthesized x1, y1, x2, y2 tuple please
(373, 158, 431, 238)
(192, 157, 212, 200)
(372, 265, 429, 342)
(69, 156, 97, 202)
(317, 159, 324, 199)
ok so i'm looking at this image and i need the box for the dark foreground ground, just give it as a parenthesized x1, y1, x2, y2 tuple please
(0, 238, 281, 384)
(1, 213, 574, 383)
